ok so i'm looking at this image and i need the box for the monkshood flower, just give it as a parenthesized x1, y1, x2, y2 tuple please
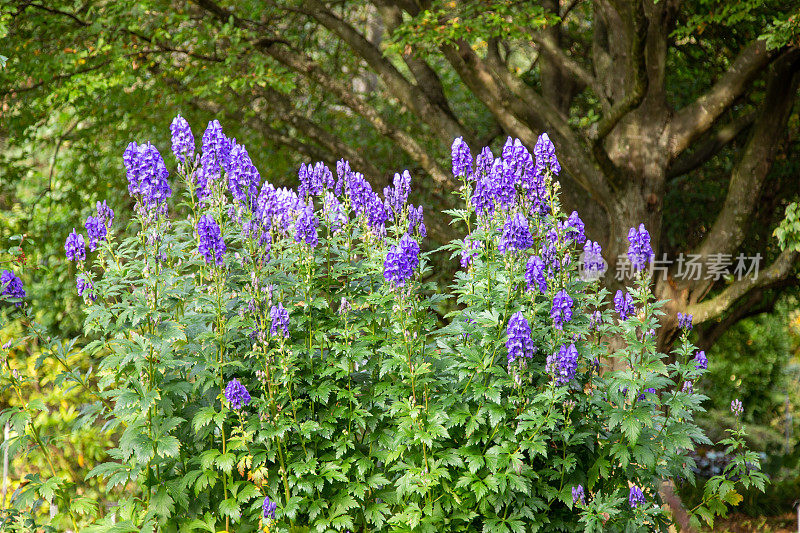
(682, 381, 694, 394)
(471, 172, 496, 216)
(294, 202, 319, 248)
(572, 485, 585, 505)
(1, 270, 25, 306)
(638, 388, 656, 401)
(627, 224, 653, 270)
(629, 486, 645, 508)
(451, 137, 472, 178)
(76, 276, 96, 301)
(96, 200, 114, 228)
(551, 290, 573, 329)
(525, 256, 547, 294)
(270, 303, 289, 337)
(731, 399, 743, 417)
(694, 350, 708, 370)
(384, 170, 411, 217)
(506, 311, 534, 363)
(262, 496, 277, 520)
(335, 159, 350, 196)
(561, 211, 586, 244)
(498, 213, 534, 254)
(384, 233, 420, 287)
(224, 378, 251, 410)
(460, 237, 481, 268)
(677, 312, 693, 330)
(323, 192, 347, 232)
(299, 161, 334, 198)
(590, 310, 602, 329)
(197, 214, 226, 264)
(408, 204, 426, 238)
(123, 142, 172, 208)
(502, 137, 534, 183)
(200, 119, 230, 177)
(614, 290, 634, 320)
(547, 343, 578, 385)
(85, 215, 107, 252)
(533, 133, 561, 175)
(364, 193, 389, 237)
(346, 171, 374, 217)
(491, 158, 516, 209)
(65, 229, 86, 261)
(170, 113, 194, 163)
(582, 240, 605, 278)
(474, 146, 493, 178)
(228, 142, 260, 207)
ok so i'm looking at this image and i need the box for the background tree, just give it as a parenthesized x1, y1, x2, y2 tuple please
(1, 0, 800, 348)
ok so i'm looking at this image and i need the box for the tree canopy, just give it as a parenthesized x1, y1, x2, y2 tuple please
(2, 0, 800, 347)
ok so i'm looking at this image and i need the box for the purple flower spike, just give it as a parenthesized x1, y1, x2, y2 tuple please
(197, 214, 226, 264)
(627, 224, 653, 270)
(677, 312, 693, 330)
(262, 495, 277, 520)
(614, 290, 634, 320)
(550, 290, 573, 329)
(498, 213, 534, 254)
(1, 270, 25, 306)
(451, 137, 472, 178)
(572, 485, 585, 505)
(694, 350, 708, 370)
(270, 303, 290, 338)
(85, 216, 107, 252)
(506, 311, 534, 363)
(731, 399, 743, 416)
(629, 486, 645, 508)
(547, 343, 578, 385)
(224, 378, 251, 410)
(525, 256, 547, 294)
(170, 114, 195, 163)
(384, 234, 420, 287)
(65, 229, 86, 262)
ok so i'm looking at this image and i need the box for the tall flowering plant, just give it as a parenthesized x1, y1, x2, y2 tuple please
(1, 122, 764, 531)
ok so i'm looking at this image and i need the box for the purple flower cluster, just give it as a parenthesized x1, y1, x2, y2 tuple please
(550, 290, 573, 329)
(547, 343, 578, 385)
(614, 290, 634, 320)
(677, 312, 693, 330)
(170, 114, 195, 163)
(323, 192, 347, 232)
(682, 381, 694, 394)
(582, 240, 605, 277)
(533, 133, 561, 175)
(506, 311, 534, 363)
(627, 224, 653, 270)
(408, 204, 426, 238)
(731, 399, 743, 416)
(262, 496, 277, 520)
(638, 388, 656, 401)
(384, 234, 420, 287)
(694, 350, 708, 370)
(384, 170, 411, 218)
(76, 276, 94, 300)
(294, 202, 319, 248)
(1, 270, 25, 306)
(572, 485, 585, 505)
(224, 378, 251, 410)
(123, 141, 172, 208)
(460, 237, 481, 269)
(96, 201, 114, 228)
(65, 229, 86, 262)
(85, 216, 107, 252)
(270, 303, 289, 338)
(200, 119, 231, 178)
(228, 142, 260, 207)
(629, 486, 645, 508)
(298, 161, 334, 199)
(561, 211, 585, 244)
(197, 214, 226, 264)
(498, 213, 534, 254)
(525, 256, 547, 294)
(451, 137, 472, 178)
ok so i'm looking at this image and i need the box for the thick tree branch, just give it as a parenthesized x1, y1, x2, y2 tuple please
(300, 0, 470, 145)
(685, 249, 798, 323)
(693, 50, 800, 262)
(666, 111, 756, 179)
(669, 40, 777, 159)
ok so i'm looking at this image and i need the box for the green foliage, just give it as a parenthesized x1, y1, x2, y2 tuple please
(0, 128, 765, 531)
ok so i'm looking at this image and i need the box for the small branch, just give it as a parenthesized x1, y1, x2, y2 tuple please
(666, 111, 756, 179)
(685, 249, 798, 323)
(669, 40, 777, 159)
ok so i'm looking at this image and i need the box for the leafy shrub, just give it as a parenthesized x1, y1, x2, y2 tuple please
(0, 121, 765, 532)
